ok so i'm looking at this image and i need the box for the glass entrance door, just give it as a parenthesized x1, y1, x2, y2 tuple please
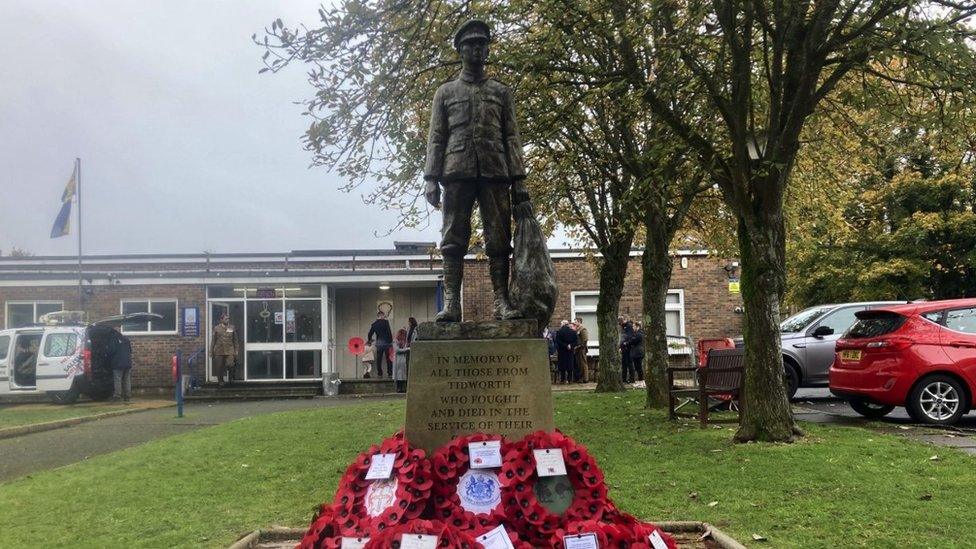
(208, 285, 324, 382)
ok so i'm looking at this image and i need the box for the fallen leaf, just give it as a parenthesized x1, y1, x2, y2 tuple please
(930, 455, 940, 461)
(698, 529, 712, 542)
(688, 491, 699, 499)
(898, 426, 911, 430)
(752, 534, 767, 541)
(707, 501, 719, 507)
(920, 494, 933, 501)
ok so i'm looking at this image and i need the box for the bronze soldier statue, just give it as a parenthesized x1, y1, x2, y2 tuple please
(424, 19, 530, 322)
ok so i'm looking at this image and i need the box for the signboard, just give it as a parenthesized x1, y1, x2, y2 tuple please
(181, 307, 200, 337)
(728, 278, 741, 294)
(256, 287, 277, 298)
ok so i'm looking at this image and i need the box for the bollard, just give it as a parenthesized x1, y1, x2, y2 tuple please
(175, 350, 184, 418)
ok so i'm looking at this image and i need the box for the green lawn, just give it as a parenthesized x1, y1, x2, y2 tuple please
(0, 401, 137, 429)
(0, 391, 972, 548)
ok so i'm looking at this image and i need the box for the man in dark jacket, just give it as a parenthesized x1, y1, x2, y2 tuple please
(112, 334, 133, 402)
(620, 321, 635, 384)
(367, 311, 393, 378)
(554, 320, 578, 384)
(629, 321, 646, 382)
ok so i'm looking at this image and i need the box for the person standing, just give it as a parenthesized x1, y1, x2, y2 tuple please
(573, 317, 589, 383)
(620, 320, 635, 384)
(629, 321, 646, 383)
(211, 313, 239, 387)
(111, 334, 133, 402)
(554, 320, 578, 384)
(367, 311, 393, 378)
(393, 329, 410, 393)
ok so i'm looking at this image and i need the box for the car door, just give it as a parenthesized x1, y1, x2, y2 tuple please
(802, 306, 866, 383)
(0, 334, 11, 392)
(36, 329, 81, 391)
(941, 307, 976, 387)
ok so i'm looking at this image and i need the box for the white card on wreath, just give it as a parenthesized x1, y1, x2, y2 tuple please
(563, 532, 599, 549)
(533, 448, 568, 477)
(364, 453, 396, 480)
(468, 440, 503, 469)
(477, 524, 516, 549)
(399, 534, 439, 549)
(340, 537, 369, 549)
(648, 530, 669, 549)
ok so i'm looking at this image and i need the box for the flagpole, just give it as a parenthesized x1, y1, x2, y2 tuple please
(76, 158, 82, 309)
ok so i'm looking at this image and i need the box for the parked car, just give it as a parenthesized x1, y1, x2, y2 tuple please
(830, 298, 976, 425)
(0, 310, 159, 404)
(737, 301, 905, 399)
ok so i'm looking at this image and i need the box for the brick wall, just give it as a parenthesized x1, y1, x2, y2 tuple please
(462, 254, 744, 346)
(0, 284, 206, 389)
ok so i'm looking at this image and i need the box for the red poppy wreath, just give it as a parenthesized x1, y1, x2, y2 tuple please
(498, 430, 609, 546)
(361, 519, 481, 549)
(332, 431, 433, 535)
(297, 503, 343, 549)
(602, 506, 679, 549)
(430, 433, 510, 532)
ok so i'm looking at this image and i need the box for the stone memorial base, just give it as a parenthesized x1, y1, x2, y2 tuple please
(405, 320, 555, 453)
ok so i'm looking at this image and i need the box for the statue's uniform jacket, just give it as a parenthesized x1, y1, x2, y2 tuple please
(424, 72, 526, 259)
(424, 73, 526, 183)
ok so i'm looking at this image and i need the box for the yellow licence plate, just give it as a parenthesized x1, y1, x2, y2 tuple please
(841, 350, 862, 362)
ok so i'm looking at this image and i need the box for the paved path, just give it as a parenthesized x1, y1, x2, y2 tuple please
(792, 388, 976, 455)
(0, 396, 395, 483)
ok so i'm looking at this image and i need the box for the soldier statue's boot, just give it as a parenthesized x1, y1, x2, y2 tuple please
(489, 257, 521, 320)
(435, 257, 463, 322)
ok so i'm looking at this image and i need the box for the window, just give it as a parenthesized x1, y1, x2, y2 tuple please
(44, 333, 79, 357)
(946, 308, 976, 334)
(5, 301, 63, 328)
(814, 307, 865, 336)
(570, 290, 686, 354)
(0, 335, 9, 360)
(120, 299, 178, 334)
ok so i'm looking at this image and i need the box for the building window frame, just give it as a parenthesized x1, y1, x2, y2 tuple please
(119, 299, 179, 335)
(569, 289, 688, 355)
(4, 300, 64, 329)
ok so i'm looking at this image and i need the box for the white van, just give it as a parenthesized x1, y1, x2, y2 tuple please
(0, 311, 159, 404)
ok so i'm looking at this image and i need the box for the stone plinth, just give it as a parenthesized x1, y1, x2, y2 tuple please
(415, 319, 537, 341)
(405, 336, 554, 453)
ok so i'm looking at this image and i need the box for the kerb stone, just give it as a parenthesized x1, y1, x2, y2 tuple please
(405, 338, 554, 453)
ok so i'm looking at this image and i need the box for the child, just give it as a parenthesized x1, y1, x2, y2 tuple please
(361, 342, 376, 379)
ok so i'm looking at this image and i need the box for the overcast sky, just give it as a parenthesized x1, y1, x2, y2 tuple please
(0, 0, 446, 256)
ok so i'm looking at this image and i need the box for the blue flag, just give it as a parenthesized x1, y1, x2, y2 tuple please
(50, 164, 77, 238)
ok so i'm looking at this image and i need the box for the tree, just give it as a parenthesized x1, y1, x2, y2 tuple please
(258, 1, 712, 395)
(627, 0, 976, 441)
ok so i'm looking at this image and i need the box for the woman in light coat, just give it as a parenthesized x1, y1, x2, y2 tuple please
(393, 329, 410, 393)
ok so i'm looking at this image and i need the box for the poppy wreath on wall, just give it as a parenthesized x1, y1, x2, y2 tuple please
(498, 430, 609, 545)
(332, 431, 433, 535)
(430, 432, 510, 532)
(361, 519, 481, 549)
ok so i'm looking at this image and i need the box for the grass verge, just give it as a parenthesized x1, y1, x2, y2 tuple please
(0, 391, 972, 548)
(0, 401, 153, 429)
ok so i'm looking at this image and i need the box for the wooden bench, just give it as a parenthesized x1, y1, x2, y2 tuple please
(667, 347, 745, 427)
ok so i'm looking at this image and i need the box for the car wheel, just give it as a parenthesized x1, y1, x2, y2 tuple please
(848, 398, 895, 419)
(783, 362, 799, 400)
(908, 375, 968, 425)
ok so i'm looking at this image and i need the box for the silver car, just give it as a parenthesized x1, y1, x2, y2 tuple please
(738, 301, 905, 399)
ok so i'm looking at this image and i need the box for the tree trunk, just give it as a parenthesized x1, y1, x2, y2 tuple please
(642, 213, 673, 408)
(734, 209, 802, 442)
(594, 242, 631, 393)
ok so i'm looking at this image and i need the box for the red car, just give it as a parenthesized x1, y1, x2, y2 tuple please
(830, 298, 976, 425)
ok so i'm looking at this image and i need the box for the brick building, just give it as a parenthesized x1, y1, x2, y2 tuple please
(0, 244, 742, 391)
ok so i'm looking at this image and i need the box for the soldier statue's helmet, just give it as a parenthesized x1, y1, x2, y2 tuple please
(453, 19, 491, 49)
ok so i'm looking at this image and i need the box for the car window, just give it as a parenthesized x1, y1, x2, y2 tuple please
(946, 308, 976, 334)
(0, 335, 9, 360)
(921, 311, 944, 324)
(815, 307, 864, 335)
(43, 333, 79, 358)
(781, 307, 832, 333)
